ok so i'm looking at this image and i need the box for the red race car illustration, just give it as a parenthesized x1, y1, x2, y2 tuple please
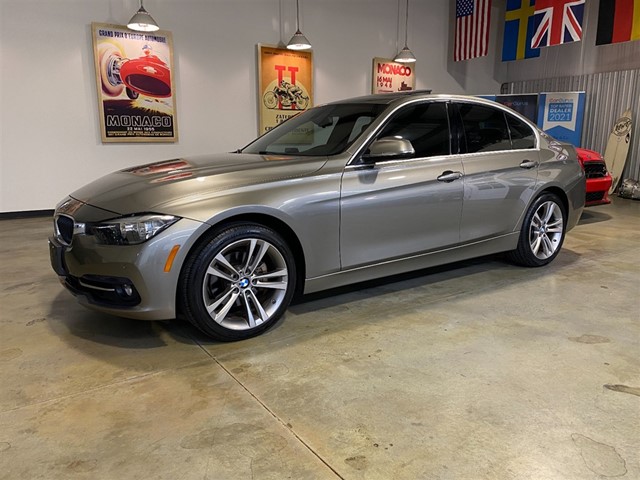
(97, 42, 171, 100)
(575, 147, 612, 206)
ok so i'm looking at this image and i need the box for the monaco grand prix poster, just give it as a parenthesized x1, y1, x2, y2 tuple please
(92, 23, 178, 143)
(258, 45, 313, 136)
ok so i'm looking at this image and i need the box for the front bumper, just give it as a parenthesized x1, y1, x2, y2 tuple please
(585, 175, 612, 206)
(49, 237, 142, 307)
(49, 216, 206, 320)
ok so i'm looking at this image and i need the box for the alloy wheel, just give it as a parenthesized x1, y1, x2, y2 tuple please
(528, 200, 564, 260)
(201, 238, 289, 331)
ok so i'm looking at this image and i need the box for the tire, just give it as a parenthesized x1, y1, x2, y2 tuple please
(263, 91, 278, 109)
(179, 223, 296, 341)
(508, 192, 566, 267)
(126, 87, 139, 100)
(98, 43, 125, 97)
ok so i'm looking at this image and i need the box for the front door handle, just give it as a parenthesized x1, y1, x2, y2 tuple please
(520, 159, 539, 169)
(437, 170, 463, 182)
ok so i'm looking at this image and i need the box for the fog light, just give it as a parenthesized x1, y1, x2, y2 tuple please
(123, 284, 134, 297)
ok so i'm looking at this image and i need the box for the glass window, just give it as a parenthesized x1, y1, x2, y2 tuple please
(242, 103, 386, 156)
(458, 104, 511, 153)
(376, 102, 450, 158)
(506, 114, 536, 149)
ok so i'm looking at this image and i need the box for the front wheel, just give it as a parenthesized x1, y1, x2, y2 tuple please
(126, 87, 139, 100)
(508, 192, 566, 267)
(179, 223, 296, 341)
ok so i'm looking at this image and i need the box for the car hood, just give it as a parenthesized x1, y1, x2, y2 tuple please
(575, 147, 603, 163)
(70, 153, 327, 217)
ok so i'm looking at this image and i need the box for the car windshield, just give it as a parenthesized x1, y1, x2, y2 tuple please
(242, 103, 387, 156)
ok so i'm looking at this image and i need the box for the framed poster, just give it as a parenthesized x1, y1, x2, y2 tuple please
(258, 44, 313, 135)
(92, 23, 178, 143)
(372, 57, 415, 94)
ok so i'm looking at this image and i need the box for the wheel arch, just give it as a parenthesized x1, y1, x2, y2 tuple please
(538, 186, 569, 216)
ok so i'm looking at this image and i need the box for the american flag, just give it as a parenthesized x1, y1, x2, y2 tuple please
(531, 0, 585, 48)
(455, 0, 492, 62)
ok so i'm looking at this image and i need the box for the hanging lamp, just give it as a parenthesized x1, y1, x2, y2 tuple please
(127, 0, 160, 32)
(287, 0, 311, 50)
(394, 0, 416, 63)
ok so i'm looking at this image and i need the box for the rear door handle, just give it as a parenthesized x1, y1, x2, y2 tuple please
(520, 159, 539, 169)
(437, 170, 463, 182)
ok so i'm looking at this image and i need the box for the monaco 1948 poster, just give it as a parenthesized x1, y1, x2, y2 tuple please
(372, 57, 415, 94)
(92, 23, 178, 143)
(258, 45, 313, 136)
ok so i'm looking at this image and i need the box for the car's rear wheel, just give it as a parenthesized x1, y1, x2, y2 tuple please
(508, 192, 566, 267)
(180, 223, 296, 341)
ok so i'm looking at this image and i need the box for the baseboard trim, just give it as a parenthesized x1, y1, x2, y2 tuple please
(0, 209, 54, 220)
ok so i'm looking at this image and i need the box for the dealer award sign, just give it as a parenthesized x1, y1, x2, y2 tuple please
(537, 92, 586, 147)
(92, 23, 178, 143)
(372, 57, 415, 94)
(258, 45, 313, 136)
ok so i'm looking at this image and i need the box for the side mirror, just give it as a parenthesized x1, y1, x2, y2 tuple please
(362, 136, 415, 162)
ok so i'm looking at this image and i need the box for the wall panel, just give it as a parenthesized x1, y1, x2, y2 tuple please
(504, 69, 640, 181)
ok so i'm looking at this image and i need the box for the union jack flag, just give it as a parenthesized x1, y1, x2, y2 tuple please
(531, 0, 585, 48)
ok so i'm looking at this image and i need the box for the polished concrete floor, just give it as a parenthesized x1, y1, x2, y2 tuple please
(1, 198, 638, 480)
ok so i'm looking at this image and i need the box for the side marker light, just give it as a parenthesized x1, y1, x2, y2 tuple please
(164, 245, 181, 272)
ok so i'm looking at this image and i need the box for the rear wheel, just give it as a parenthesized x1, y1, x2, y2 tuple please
(179, 223, 296, 341)
(296, 95, 309, 110)
(508, 192, 566, 267)
(263, 91, 278, 109)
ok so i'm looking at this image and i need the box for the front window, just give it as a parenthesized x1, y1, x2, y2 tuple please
(242, 103, 386, 156)
(374, 102, 451, 158)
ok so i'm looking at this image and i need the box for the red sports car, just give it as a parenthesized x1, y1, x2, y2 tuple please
(575, 147, 612, 206)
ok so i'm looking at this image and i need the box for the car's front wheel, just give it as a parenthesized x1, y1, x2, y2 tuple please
(508, 192, 566, 267)
(179, 223, 296, 341)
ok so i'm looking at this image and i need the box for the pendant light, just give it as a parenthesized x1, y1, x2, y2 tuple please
(287, 0, 311, 50)
(394, 0, 416, 63)
(127, 0, 160, 32)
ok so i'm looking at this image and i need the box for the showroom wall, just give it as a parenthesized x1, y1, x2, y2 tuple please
(500, 0, 640, 181)
(0, 0, 504, 214)
(502, 0, 640, 82)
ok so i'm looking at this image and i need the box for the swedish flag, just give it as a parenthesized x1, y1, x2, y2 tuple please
(502, 0, 541, 61)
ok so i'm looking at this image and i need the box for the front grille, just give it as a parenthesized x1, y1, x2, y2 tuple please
(55, 215, 74, 245)
(586, 191, 605, 202)
(584, 161, 607, 179)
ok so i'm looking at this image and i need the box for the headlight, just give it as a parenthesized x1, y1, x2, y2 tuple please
(88, 214, 180, 245)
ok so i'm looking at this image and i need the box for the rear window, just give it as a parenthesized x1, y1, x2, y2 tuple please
(506, 114, 536, 149)
(458, 104, 511, 153)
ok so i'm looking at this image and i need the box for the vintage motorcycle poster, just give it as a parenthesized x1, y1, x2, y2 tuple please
(372, 57, 415, 94)
(92, 23, 178, 143)
(258, 44, 313, 136)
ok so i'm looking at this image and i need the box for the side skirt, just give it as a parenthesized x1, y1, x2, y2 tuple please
(303, 232, 520, 294)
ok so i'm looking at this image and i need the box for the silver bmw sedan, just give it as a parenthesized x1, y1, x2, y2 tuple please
(49, 93, 585, 341)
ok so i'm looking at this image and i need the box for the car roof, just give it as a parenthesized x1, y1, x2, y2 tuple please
(329, 90, 435, 105)
(327, 91, 505, 107)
